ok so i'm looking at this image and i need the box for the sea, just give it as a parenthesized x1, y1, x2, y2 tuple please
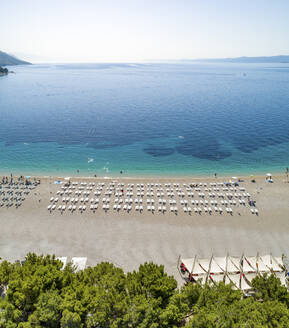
(0, 62, 289, 177)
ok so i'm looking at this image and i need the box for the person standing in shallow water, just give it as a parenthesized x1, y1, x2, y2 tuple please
(214, 173, 217, 178)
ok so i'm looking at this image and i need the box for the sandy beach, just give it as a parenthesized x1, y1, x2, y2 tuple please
(0, 174, 289, 283)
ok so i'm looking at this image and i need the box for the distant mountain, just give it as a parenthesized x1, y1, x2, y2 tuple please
(0, 50, 31, 66)
(183, 55, 289, 63)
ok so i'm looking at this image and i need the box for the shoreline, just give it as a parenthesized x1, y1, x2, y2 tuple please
(1, 172, 288, 182)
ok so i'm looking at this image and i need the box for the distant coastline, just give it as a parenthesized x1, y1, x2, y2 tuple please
(0, 50, 31, 66)
(182, 55, 289, 64)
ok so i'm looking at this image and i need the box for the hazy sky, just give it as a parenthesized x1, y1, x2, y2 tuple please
(1, 0, 289, 62)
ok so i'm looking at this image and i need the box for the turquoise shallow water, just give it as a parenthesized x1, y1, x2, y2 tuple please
(0, 63, 289, 177)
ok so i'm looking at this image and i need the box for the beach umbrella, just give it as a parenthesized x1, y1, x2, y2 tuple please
(232, 177, 238, 180)
(64, 177, 71, 181)
(25, 176, 31, 179)
(266, 173, 272, 177)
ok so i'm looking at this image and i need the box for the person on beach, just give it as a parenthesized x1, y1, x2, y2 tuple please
(214, 173, 217, 178)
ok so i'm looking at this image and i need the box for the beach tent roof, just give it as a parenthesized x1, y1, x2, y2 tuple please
(259, 254, 282, 271)
(272, 256, 284, 271)
(71, 257, 87, 272)
(260, 254, 271, 268)
(180, 254, 286, 292)
(244, 272, 257, 283)
(209, 274, 225, 283)
(210, 257, 226, 273)
(56, 257, 67, 270)
(273, 256, 284, 266)
(227, 256, 241, 272)
(243, 256, 257, 272)
(257, 256, 270, 272)
(181, 258, 195, 273)
(240, 275, 252, 291)
(192, 262, 208, 275)
(197, 258, 211, 273)
(225, 274, 240, 289)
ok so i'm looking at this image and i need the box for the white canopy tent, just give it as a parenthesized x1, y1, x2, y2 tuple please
(210, 256, 226, 273)
(197, 258, 211, 273)
(191, 258, 209, 275)
(209, 274, 225, 284)
(227, 256, 241, 273)
(182, 258, 195, 274)
(243, 256, 257, 272)
(260, 254, 272, 270)
(272, 256, 285, 271)
(264, 255, 283, 272)
(257, 256, 270, 272)
(225, 274, 240, 289)
(240, 275, 252, 291)
(244, 272, 258, 283)
(179, 254, 287, 291)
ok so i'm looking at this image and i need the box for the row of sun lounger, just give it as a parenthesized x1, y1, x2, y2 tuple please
(49, 195, 249, 207)
(55, 189, 251, 199)
(0, 189, 30, 209)
(48, 181, 256, 215)
(48, 202, 238, 215)
(0, 180, 39, 210)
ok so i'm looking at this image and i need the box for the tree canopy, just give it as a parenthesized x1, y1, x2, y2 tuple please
(0, 253, 288, 327)
(0, 66, 8, 74)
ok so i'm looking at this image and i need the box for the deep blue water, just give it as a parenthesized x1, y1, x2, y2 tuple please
(0, 62, 289, 177)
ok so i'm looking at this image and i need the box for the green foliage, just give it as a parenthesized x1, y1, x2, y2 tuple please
(0, 254, 288, 327)
(0, 66, 8, 74)
(251, 273, 289, 306)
